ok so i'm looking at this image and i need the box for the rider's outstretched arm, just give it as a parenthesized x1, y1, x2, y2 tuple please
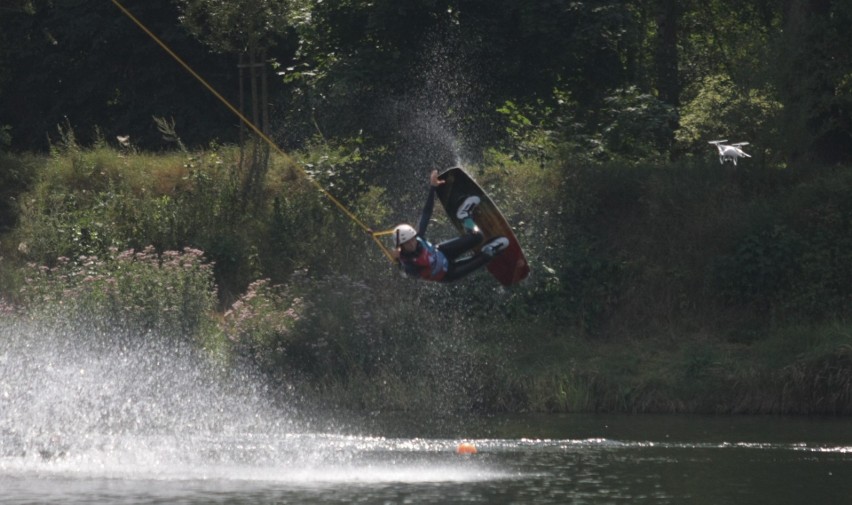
(416, 185, 437, 236)
(415, 170, 444, 237)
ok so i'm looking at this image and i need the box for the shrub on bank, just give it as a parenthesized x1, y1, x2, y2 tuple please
(3, 139, 852, 415)
(220, 278, 304, 374)
(19, 246, 217, 341)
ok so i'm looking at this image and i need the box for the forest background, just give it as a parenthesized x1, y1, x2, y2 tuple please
(1, 0, 851, 416)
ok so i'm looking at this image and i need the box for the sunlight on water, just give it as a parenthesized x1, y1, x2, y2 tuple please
(0, 319, 511, 486)
(3, 319, 851, 504)
(0, 434, 511, 484)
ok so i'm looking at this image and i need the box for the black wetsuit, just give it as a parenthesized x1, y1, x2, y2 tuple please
(398, 186, 489, 282)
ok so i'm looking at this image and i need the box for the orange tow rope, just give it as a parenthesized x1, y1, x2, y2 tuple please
(111, 0, 395, 262)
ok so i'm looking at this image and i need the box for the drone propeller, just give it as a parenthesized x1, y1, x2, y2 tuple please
(731, 142, 749, 147)
(708, 140, 728, 145)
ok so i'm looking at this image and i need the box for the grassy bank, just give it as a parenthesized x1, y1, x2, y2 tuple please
(1, 141, 851, 415)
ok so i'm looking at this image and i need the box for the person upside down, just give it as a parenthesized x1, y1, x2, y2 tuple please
(390, 170, 509, 282)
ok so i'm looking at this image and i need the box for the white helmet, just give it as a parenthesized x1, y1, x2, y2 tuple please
(393, 224, 417, 247)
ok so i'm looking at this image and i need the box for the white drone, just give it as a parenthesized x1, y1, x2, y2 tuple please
(708, 140, 751, 166)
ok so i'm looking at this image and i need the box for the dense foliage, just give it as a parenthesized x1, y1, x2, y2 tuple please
(2, 136, 850, 414)
(2, 1, 851, 163)
(1, 0, 851, 414)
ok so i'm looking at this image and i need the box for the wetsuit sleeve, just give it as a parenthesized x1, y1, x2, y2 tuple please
(417, 186, 437, 237)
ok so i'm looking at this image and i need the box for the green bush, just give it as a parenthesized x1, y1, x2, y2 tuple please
(676, 74, 782, 162)
(0, 152, 37, 233)
(3, 127, 852, 414)
(713, 224, 804, 311)
(598, 86, 677, 161)
(19, 246, 217, 340)
(220, 278, 303, 374)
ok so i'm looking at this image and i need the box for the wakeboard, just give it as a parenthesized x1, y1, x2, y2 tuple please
(436, 166, 530, 286)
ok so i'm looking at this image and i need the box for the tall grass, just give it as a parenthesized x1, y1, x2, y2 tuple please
(2, 137, 851, 414)
(19, 246, 216, 342)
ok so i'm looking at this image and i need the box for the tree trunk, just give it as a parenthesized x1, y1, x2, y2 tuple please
(653, 0, 680, 107)
(238, 53, 246, 167)
(239, 44, 270, 208)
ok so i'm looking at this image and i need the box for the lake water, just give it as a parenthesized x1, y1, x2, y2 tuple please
(2, 413, 851, 505)
(2, 322, 851, 504)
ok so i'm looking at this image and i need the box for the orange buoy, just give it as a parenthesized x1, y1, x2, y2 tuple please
(456, 442, 478, 454)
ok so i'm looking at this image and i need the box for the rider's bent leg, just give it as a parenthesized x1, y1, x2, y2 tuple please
(441, 254, 492, 282)
(436, 230, 484, 261)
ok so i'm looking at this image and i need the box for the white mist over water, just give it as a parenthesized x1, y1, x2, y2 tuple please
(3, 319, 851, 505)
(380, 27, 487, 196)
(0, 319, 505, 487)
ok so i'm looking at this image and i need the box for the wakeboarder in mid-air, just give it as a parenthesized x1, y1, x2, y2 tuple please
(391, 170, 509, 282)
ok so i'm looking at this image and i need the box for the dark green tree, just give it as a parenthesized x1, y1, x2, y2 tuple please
(283, 0, 648, 158)
(175, 0, 301, 205)
(0, 0, 237, 151)
(652, 0, 682, 107)
(774, 0, 852, 164)
(674, 1, 783, 160)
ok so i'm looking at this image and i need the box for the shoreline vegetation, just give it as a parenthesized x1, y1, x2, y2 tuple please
(1, 140, 850, 416)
